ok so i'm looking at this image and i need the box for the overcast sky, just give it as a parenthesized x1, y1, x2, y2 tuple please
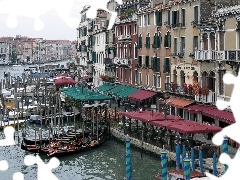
(0, 0, 87, 41)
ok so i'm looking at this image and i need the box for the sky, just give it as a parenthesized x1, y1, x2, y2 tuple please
(0, 0, 87, 41)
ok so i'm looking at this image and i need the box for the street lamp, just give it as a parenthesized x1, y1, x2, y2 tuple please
(159, 98, 172, 120)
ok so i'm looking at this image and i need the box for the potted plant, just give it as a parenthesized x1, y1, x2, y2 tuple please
(200, 88, 209, 95)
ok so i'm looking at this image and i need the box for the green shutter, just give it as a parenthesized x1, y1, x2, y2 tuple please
(138, 36, 142, 48)
(156, 34, 160, 48)
(164, 34, 168, 47)
(168, 34, 171, 47)
(151, 57, 154, 68)
(154, 33, 157, 48)
(155, 11, 159, 26)
(159, 12, 162, 26)
(164, 58, 170, 73)
(156, 58, 160, 72)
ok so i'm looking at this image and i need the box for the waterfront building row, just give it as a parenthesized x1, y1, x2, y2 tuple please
(0, 35, 75, 64)
(76, 0, 240, 128)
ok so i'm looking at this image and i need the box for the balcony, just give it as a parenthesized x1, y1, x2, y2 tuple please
(194, 50, 225, 61)
(118, 35, 131, 41)
(165, 83, 194, 97)
(195, 91, 216, 104)
(113, 57, 130, 66)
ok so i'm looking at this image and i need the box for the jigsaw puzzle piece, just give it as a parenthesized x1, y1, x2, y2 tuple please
(0, 126, 15, 146)
(24, 155, 60, 180)
(0, 160, 8, 171)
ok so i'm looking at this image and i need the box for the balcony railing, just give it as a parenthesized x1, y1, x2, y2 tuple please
(195, 50, 225, 61)
(113, 57, 130, 66)
(224, 50, 240, 61)
(118, 35, 131, 40)
(165, 83, 194, 96)
(195, 91, 216, 104)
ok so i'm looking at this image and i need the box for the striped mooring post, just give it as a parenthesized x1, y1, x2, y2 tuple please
(176, 144, 181, 169)
(126, 137, 132, 180)
(199, 150, 204, 173)
(213, 153, 217, 176)
(161, 148, 168, 180)
(184, 154, 191, 180)
(182, 145, 186, 169)
(222, 136, 228, 172)
(191, 148, 195, 171)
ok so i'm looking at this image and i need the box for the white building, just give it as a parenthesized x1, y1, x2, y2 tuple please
(0, 40, 9, 64)
(76, 5, 91, 67)
(92, 12, 108, 87)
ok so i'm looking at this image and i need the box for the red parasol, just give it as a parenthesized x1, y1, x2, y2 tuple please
(54, 77, 76, 86)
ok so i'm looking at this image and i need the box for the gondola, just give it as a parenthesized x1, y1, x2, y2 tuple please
(41, 136, 110, 158)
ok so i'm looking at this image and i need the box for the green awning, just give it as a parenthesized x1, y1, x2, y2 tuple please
(96, 83, 115, 92)
(108, 84, 128, 95)
(116, 86, 140, 99)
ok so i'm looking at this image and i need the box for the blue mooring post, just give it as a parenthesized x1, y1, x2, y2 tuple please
(182, 145, 186, 169)
(213, 153, 217, 176)
(222, 136, 228, 172)
(161, 147, 168, 180)
(176, 144, 181, 169)
(184, 154, 191, 180)
(199, 150, 204, 173)
(126, 137, 132, 180)
(191, 148, 195, 171)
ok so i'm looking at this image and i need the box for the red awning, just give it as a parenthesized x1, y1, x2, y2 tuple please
(128, 90, 157, 102)
(202, 108, 235, 124)
(120, 111, 182, 122)
(54, 77, 76, 86)
(169, 124, 221, 134)
(184, 105, 215, 114)
(149, 120, 184, 127)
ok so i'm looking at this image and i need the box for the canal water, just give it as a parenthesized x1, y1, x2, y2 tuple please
(0, 124, 163, 180)
(0, 60, 165, 179)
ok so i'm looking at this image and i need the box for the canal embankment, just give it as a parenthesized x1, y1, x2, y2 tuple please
(110, 127, 225, 174)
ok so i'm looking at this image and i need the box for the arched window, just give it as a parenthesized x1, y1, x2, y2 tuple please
(180, 70, 185, 85)
(210, 32, 215, 50)
(173, 69, 177, 83)
(208, 71, 215, 91)
(193, 71, 198, 82)
(201, 71, 208, 88)
(202, 33, 208, 50)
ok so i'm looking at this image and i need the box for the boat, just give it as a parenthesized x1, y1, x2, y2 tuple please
(154, 170, 211, 180)
(27, 115, 41, 124)
(12, 64, 22, 67)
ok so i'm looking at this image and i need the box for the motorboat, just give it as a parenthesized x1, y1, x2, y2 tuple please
(27, 115, 41, 124)
(12, 64, 22, 67)
(8, 109, 31, 119)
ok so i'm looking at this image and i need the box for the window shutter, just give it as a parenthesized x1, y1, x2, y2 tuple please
(156, 58, 160, 72)
(159, 12, 162, 26)
(168, 34, 171, 47)
(172, 11, 174, 26)
(164, 34, 168, 47)
(148, 36, 150, 48)
(176, 11, 179, 25)
(145, 36, 148, 48)
(92, 36, 95, 45)
(155, 11, 159, 26)
(138, 36, 142, 48)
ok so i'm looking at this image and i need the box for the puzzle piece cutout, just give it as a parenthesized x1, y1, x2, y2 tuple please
(206, 72, 240, 180)
(85, 0, 123, 30)
(0, 0, 80, 31)
(24, 154, 60, 180)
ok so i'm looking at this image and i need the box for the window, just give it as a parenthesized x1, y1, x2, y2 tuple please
(135, 70, 138, 84)
(194, 6, 199, 23)
(153, 75, 156, 87)
(152, 57, 160, 72)
(145, 56, 149, 67)
(138, 56, 142, 66)
(163, 58, 170, 73)
(120, 26, 123, 35)
(157, 75, 161, 88)
(153, 33, 162, 48)
(129, 45, 132, 57)
(145, 33, 150, 48)
(139, 72, 142, 85)
(139, 16, 142, 27)
(155, 11, 162, 26)
(144, 15, 147, 26)
(181, 37, 185, 53)
(146, 74, 149, 86)
(172, 10, 179, 28)
(124, 26, 127, 35)
(181, 9, 186, 27)
(147, 14, 150, 25)
(193, 36, 198, 51)
(174, 38, 178, 54)
(129, 25, 131, 35)
(115, 26, 118, 36)
(164, 32, 171, 48)
(218, 70, 225, 95)
(165, 76, 170, 83)
(167, 10, 170, 25)
(120, 68, 123, 79)
(138, 34, 142, 48)
(134, 24, 137, 33)
(134, 44, 138, 59)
